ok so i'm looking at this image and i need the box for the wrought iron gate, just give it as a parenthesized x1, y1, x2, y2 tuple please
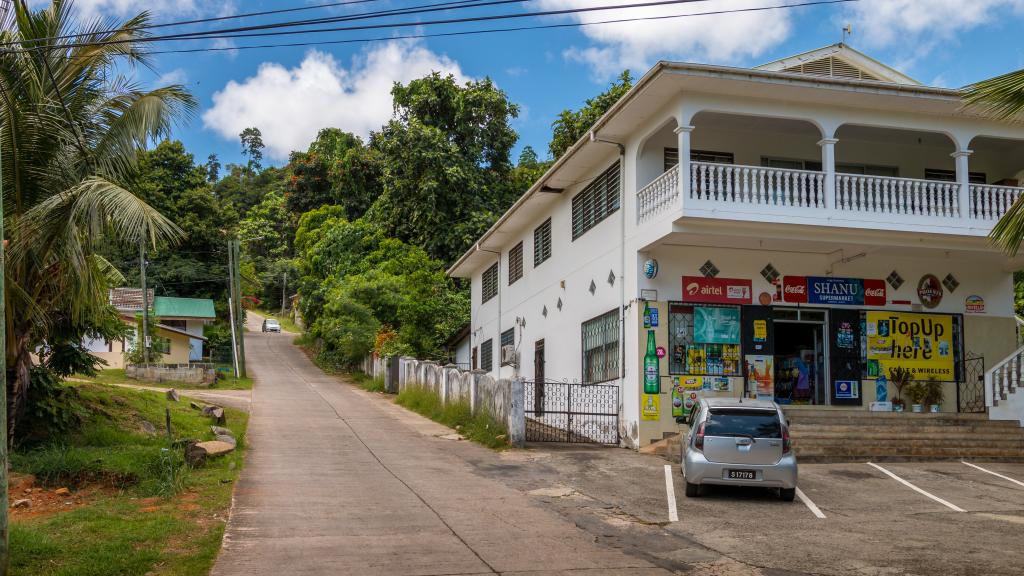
(523, 380, 619, 444)
(959, 353, 985, 413)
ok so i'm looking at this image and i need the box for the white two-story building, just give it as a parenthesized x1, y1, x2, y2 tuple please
(448, 44, 1024, 448)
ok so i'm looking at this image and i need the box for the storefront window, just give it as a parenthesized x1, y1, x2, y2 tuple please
(668, 303, 741, 376)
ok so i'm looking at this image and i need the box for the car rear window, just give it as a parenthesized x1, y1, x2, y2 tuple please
(705, 409, 781, 438)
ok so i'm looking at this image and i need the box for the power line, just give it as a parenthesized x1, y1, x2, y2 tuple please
(9, 0, 810, 51)
(139, 0, 858, 57)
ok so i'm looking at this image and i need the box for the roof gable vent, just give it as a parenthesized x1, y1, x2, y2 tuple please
(782, 56, 882, 81)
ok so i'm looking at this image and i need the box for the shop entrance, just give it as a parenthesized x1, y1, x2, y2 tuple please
(773, 309, 828, 405)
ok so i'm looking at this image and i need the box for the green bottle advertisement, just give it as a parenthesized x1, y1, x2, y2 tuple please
(644, 330, 659, 394)
(643, 301, 652, 329)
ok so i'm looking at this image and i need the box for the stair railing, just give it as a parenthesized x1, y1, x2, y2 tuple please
(985, 345, 1024, 407)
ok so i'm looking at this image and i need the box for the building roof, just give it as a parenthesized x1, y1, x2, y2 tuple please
(754, 43, 920, 85)
(152, 296, 216, 319)
(446, 44, 1007, 278)
(155, 323, 208, 341)
(109, 288, 154, 312)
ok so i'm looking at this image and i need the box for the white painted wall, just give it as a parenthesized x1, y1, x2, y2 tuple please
(185, 319, 205, 361)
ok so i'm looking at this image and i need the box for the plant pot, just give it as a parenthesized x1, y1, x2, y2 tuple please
(930, 404, 940, 413)
(912, 404, 923, 413)
(893, 404, 904, 412)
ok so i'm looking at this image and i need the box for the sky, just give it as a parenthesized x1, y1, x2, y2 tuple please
(42, 0, 1024, 167)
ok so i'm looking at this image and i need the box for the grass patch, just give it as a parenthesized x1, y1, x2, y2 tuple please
(255, 309, 301, 334)
(396, 386, 508, 450)
(11, 383, 248, 576)
(350, 371, 386, 393)
(75, 368, 253, 391)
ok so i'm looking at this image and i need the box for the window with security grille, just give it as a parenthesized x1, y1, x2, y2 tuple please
(481, 339, 493, 372)
(481, 262, 498, 303)
(509, 242, 523, 285)
(581, 310, 619, 383)
(571, 161, 621, 241)
(533, 218, 551, 267)
(664, 149, 734, 172)
(500, 328, 514, 365)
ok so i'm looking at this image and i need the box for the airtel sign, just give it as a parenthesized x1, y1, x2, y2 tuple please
(681, 276, 753, 304)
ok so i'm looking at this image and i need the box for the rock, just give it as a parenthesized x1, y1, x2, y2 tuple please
(201, 405, 225, 424)
(214, 434, 237, 447)
(166, 389, 180, 402)
(185, 442, 207, 467)
(190, 401, 204, 411)
(211, 425, 234, 438)
(139, 420, 158, 435)
(11, 499, 30, 509)
(54, 487, 71, 497)
(194, 440, 234, 458)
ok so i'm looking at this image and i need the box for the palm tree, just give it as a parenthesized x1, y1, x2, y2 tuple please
(963, 69, 1024, 254)
(0, 0, 194, 438)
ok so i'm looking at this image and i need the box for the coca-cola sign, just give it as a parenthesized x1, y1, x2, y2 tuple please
(863, 279, 887, 306)
(782, 276, 808, 303)
(681, 276, 752, 304)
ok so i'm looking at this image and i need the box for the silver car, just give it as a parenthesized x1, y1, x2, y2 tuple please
(261, 319, 281, 333)
(681, 398, 797, 501)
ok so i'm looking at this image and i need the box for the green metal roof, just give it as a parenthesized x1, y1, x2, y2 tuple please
(152, 296, 216, 319)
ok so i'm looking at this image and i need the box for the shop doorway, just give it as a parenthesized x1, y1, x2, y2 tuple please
(773, 309, 827, 405)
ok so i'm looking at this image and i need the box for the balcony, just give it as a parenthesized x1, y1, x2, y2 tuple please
(637, 161, 1024, 232)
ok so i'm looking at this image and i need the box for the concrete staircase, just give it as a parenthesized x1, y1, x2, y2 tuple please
(785, 409, 1024, 463)
(642, 410, 1024, 464)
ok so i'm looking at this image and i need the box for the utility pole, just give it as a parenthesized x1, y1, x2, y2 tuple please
(0, 81, 9, 576)
(139, 235, 149, 364)
(227, 239, 238, 378)
(232, 239, 247, 378)
(281, 270, 287, 316)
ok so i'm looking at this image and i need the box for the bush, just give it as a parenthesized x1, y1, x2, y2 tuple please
(396, 386, 508, 449)
(15, 368, 84, 447)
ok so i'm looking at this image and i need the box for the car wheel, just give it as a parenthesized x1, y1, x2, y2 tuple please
(685, 481, 701, 498)
(780, 488, 796, 502)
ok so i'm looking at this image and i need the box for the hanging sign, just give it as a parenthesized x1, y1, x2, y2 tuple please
(865, 311, 954, 379)
(965, 294, 985, 314)
(807, 276, 864, 306)
(782, 276, 808, 303)
(682, 276, 752, 305)
(917, 274, 943, 309)
(643, 259, 659, 279)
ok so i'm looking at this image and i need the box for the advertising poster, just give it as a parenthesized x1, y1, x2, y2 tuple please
(641, 394, 660, 420)
(694, 306, 741, 344)
(680, 377, 703, 418)
(753, 320, 768, 343)
(834, 380, 859, 399)
(745, 355, 774, 400)
(671, 383, 683, 419)
(866, 311, 955, 379)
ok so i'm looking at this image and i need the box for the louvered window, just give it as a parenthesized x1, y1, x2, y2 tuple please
(571, 161, 620, 241)
(481, 339, 493, 372)
(533, 218, 551, 267)
(508, 242, 523, 285)
(664, 149, 734, 171)
(781, 56, 882, 81)
(481, 262, 498, 304)
(581, 309, 619, 384)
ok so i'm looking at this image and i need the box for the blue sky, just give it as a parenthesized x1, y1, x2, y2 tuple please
(59, 0, 1024, 168)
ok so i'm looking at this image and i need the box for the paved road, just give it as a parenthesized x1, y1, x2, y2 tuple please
(211, 316, 674, 576)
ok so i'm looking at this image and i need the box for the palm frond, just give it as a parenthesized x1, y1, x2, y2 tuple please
(962, 68, 1024, 121)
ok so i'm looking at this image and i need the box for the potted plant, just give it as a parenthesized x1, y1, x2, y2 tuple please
(906, 381, 926, 413)
(888, 367, 913, 412)
(923, 377, 945, 413)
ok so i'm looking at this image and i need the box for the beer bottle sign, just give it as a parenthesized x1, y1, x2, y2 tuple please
(644, 330, 660, 394)
(643, 301, 652, 329)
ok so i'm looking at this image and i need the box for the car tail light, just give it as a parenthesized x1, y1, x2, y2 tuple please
(782, 425, 792, 455)
(693, 421, 706, 452)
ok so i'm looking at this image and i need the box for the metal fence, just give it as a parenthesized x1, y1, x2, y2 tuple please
(523, 380, 619, 444)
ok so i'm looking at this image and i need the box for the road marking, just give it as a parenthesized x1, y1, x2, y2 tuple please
(795, 487, 826, 519)
(664, 465, 679, 522)
(867, 462, 966, 513)
(962, 461, 1024, 488)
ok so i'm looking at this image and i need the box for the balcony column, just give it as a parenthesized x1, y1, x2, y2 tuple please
(951, 149, 973, 218)
(817, 137, 838, 209)
(675, 125, 695, 207)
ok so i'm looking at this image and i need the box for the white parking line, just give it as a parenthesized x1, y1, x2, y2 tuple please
(664, 465, 679, 522)
(867, 462, 966, 513)
(795, 487, 826, 519)
(962, 461, 1024, 488)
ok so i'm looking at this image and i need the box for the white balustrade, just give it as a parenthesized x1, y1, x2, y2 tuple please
(636, 163, 679, 223)
(836, 174, 958, 217)
(971, 183, 1024, 220)
(986, 345, 1024, 408)
(689, 161, 825, 208)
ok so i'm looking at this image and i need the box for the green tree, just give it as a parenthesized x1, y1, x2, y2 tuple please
(285, 128, 382, 219)
(548, 70, 633, 159)
(206, 153, 221, 182)
(239, 127, 265, 173)
(0, 1, 193, 437)
(368, 73, 519, 263)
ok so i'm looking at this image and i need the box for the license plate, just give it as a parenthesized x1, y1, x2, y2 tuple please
(727, 470, 756, 480)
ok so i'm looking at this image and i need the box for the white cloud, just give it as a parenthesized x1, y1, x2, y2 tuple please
(27, 0, 202, 22)
(156, 68, 186, 86)
(842, 0, 1024, 64)
(536, 0, 793, 78)
(202, 41, 469, 160)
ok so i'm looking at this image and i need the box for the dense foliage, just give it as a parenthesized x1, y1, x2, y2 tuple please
(549, 71, 633, 160)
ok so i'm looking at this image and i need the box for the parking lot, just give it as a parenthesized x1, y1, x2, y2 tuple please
(482, 445, 1024, 576)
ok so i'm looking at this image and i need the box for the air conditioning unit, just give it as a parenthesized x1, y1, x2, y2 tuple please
(501, 345, 517, 365)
